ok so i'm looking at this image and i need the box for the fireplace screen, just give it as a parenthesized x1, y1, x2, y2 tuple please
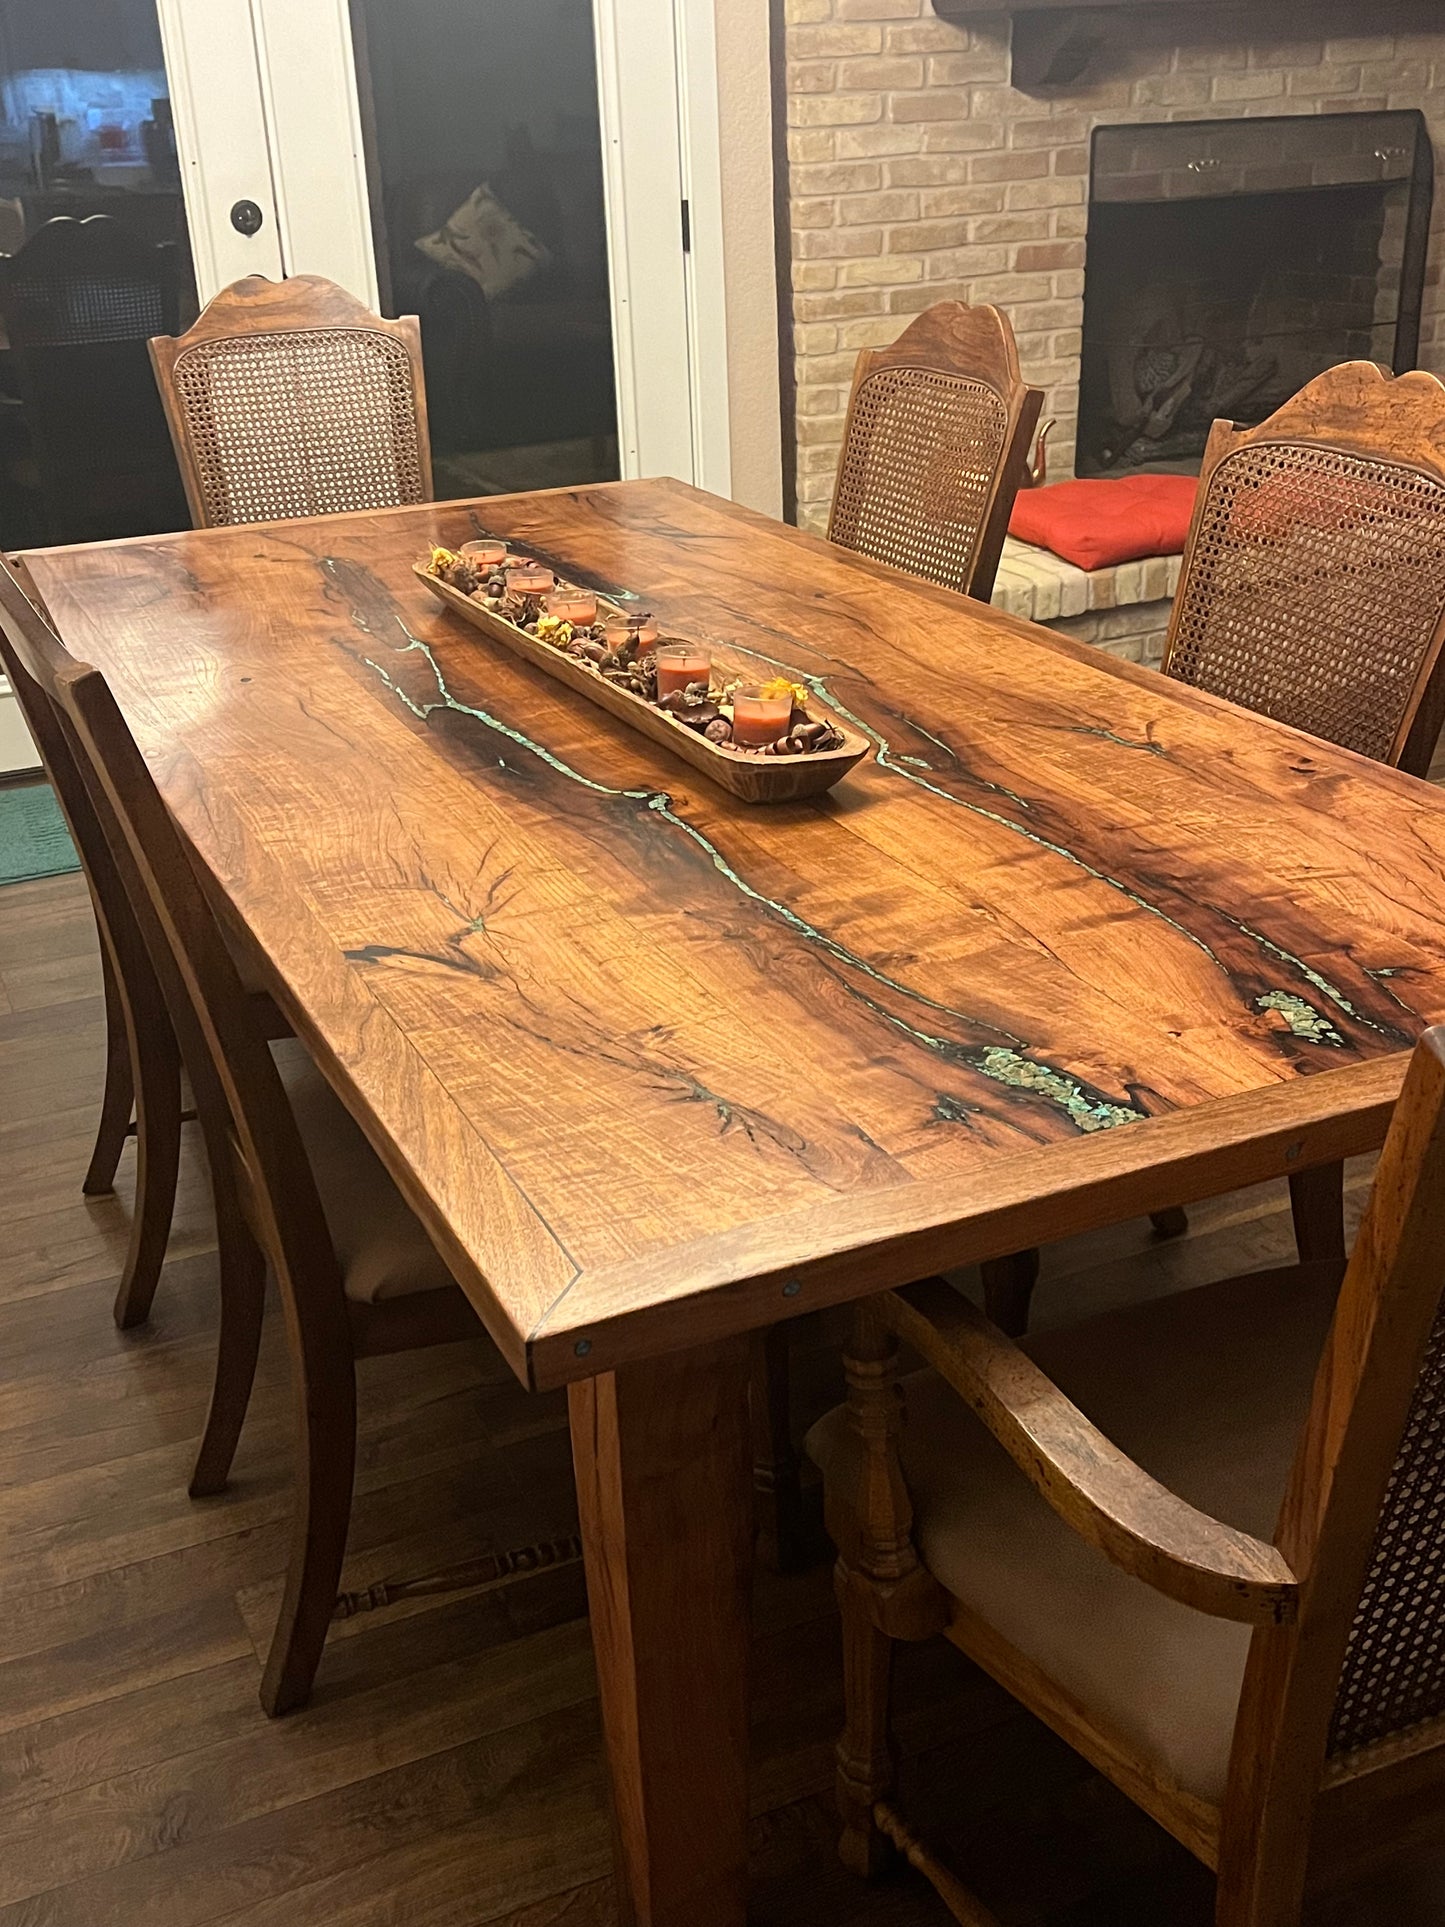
(1077, 111, 1433, 477)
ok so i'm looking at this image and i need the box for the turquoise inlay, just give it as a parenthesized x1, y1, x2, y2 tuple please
(727, 636, 1224, 968)
(721, 631, 1408, 1044)
(977, 1046, 1142, 1130)
(1256, 990, 1345, 1047)
(335, 565, 1145, 1138)
(1231, 919, 1405, 1042)
(1062, 724, 1165, 756)
(933, 1094, 976, 1125)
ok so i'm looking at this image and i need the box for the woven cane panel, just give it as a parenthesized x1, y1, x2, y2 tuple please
(831, 367, 1008, 595)
(1330, 1311, 1445, 1756)
(7, 271, 166, 345)
(172, 327, 426, 527)
(1167, 443, 1445, 764)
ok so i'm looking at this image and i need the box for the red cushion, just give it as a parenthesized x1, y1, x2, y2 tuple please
(1008, 474, 1199, 572)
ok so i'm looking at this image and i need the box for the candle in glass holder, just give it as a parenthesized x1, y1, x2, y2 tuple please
(509, 566, 555, 596)
(545, 589, 599, 627)
(602, 617, 660, 655)
(655, 645, 712, 698)
(461, 539, 508, 568)
(731, 684, 794, 749)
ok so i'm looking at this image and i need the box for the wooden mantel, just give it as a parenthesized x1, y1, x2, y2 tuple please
(933, 0, 1232, 87)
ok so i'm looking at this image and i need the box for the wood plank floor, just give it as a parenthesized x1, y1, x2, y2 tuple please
(4, 861, 1445, 1925)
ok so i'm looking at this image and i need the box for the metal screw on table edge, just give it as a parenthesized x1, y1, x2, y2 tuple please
(574, 1338, 592, 1357)
(782, 1280, 802, 1298)
(1286, 1142, 1303, 1163)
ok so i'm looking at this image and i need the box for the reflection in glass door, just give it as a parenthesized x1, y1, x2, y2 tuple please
(350, 0, 621, 500)
(0, 0, 202, 547)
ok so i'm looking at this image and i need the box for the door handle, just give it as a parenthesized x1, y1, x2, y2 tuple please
(230, 199, 265, 237)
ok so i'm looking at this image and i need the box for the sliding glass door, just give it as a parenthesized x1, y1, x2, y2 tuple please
(350, 0, 620, 499)
(245, 0, 712, 497)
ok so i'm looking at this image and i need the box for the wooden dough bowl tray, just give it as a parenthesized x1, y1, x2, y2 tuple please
(415, 565, 870, 804)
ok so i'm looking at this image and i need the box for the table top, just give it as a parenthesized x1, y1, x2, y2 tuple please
(25, 480, 1445, 1387)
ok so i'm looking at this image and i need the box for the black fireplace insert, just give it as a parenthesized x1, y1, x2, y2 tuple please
(1076, 110, 1433, 477)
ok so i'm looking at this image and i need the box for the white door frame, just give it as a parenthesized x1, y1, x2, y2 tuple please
(153, 0, 285, 293)
(169, 0, 735, 494)
(672, 0, 733, 498)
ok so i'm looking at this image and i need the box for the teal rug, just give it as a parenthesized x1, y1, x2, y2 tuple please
(0, 782, 80, 886)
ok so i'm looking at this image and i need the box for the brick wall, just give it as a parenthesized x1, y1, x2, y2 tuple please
(783, 0, 1445, 532)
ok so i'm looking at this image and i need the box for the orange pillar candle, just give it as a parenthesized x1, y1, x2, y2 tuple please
(546, 589, 599, 626)
(601, 617, 659, 655)
(731, 685, 794, 748)
(509, 566, 555, 596)
(461, 540, 508, 567)
(655, 645, 712, 698)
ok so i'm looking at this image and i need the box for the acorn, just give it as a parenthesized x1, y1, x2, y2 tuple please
(703, 717, 732, 744)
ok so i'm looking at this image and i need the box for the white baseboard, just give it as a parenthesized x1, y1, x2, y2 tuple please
(0, 677, 41, 776)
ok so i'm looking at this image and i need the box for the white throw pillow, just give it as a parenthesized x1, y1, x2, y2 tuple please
(414, 184, 550, 301)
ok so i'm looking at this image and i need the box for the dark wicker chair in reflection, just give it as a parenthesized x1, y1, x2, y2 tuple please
(0, 214, 189, 544)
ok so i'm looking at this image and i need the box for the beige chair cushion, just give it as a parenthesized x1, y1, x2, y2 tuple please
(271, 1038, 458, 1305)
(807, 1261, 1345, 1807)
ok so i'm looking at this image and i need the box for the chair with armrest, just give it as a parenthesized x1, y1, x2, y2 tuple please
(992, 362, 1445, 1341)
(810, 1023, 1445, 1924)
(827, 301, 1043, 605)
(149, 273, 433, 528)
(2, 584, 492, 1718)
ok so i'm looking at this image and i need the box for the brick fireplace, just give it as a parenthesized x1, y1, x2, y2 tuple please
(781, 0, 1445, 655)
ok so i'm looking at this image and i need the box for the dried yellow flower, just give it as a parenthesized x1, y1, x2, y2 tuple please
(758, 676, 808, 709)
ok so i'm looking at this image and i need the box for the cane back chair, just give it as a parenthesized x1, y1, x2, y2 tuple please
(810, 1024, 1445, 1925)
(1164, 361, 1445, 779)
(0, 214, 190, 543)
(990, 364, 1445, 1343)
(827, 301, 1042, 604)
(149, 273, 433, 529)
(1164, 362, 1445, 1291)
(1, 580, 488, 1716)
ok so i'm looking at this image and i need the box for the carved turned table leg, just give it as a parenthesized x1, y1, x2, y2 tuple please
(569, 1335, 754, 1927)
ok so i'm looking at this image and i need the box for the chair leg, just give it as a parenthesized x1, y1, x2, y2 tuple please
(189, 1211, 267, 1499)
(752, 1325, 808, 1573)
(981, 1247, 1040, 1337)
(259, 1314, 358, 1718)
(83, 940, 134, 1197)
(1150, 1205, 1189, 1238)
(109, 1024, 183, 1331)
(835, 1561, 897, 1879)
(1289, 1162, 1347, 1265)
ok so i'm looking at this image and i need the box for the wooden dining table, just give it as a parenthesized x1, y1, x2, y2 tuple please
(22, 478, 1445, 1926)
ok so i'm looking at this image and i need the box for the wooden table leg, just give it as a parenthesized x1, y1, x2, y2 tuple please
(569, 1335, 754, 1927)
(1290, 1160, 1348, 1263)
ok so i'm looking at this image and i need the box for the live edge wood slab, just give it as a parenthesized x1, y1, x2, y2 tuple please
(22, 478, 1445, 1393)
(24, 478, 1445, 1927)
